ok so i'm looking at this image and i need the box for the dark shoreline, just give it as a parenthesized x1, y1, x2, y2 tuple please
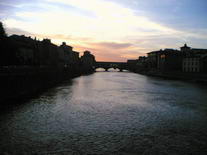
(0, 67, 95, 106)
(132, 70, 207, 84)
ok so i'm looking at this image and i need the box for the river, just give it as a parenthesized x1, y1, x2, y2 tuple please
(0, 71, 207, 154)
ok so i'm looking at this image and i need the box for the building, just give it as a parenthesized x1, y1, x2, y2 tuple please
(59, 42, 73, 67)
(147, 50, 160, 69)
(71, 50, 80, 65)
(147, 49, 182, 72)
(147, 44, 207, 73)
(202, 55, 207, 73)
(127, 59, 138, 72)
(81, 51, 95, 72)
(180, 43, 191, 52)
(157, 49, 182, 72)
(135, 56, 148, 72)
(57, 47, 65, 68)
(9, 35, 37, 65)
(183, 57, 200, 72)
(37, 39, 59, 66)
(2, 34, 83, 69)
(59, 42, 80, 68)
(9, 35, 62, 66)
(129, 44, 207, 74)
(81, 51, 95, 66)
(181, 44, 207, 73)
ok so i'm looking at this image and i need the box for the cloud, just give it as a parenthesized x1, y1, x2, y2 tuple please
(73, 41, 144, 61)
(2, 0, 207, 61)
(89, 42, 132, 49)
(6, 27, 94, 46)
(74, 45, 136, 62)
(6, 27, 33, 36)
(4, 0, 181, 39)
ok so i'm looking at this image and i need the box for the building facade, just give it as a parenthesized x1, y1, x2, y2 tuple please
(147, 50, 159, 69)
(157, 49, 182, 72)
(181, 44, 207, 73)
(183, 57, 200, 72)
(81, 51, 95, 72)
(59, 42, 80, 68)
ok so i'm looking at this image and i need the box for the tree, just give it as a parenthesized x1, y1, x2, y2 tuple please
(0, 21, 7, 37)
(0, 21, 9, 65)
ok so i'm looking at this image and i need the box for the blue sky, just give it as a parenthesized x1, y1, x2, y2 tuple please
(0, 0, 207, 61)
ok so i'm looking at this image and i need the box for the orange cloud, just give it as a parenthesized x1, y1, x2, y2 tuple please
(73, 42, 144, 62)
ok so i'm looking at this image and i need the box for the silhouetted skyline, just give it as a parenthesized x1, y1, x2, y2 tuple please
(1, 0, 207, 61)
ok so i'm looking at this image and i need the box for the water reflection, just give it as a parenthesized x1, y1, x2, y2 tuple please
(0, 72, 207, 154)
(95, 68, 128, 72)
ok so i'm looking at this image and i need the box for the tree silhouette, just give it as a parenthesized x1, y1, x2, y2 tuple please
(0, 21, 10, 65)
(0, 21, 7, 37)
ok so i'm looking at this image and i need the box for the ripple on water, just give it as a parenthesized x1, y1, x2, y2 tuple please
(0, 72, 207, 154)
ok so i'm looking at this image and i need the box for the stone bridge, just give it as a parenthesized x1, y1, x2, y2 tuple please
(94, 61, 128, 72)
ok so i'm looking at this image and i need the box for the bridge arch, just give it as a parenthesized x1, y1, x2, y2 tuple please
(94, 61, 128, 72)
(95, 67, 107, 72)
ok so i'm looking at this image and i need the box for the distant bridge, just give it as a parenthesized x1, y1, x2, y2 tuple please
(94, 61, 128, 72)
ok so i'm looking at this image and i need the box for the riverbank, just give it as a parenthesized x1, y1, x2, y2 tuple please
(0, 66, 94, 105)
(134, 70, 207, 84)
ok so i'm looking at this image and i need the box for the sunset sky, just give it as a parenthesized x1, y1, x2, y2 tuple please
(1, 0, 207, 61)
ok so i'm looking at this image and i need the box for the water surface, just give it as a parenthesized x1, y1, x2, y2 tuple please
(1, 72, 207, 154)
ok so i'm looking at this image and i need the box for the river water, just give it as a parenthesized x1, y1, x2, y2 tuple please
(0, 71, 207, 154)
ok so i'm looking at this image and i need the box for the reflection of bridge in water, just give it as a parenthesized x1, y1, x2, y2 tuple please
(94, 61, 128, 72)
